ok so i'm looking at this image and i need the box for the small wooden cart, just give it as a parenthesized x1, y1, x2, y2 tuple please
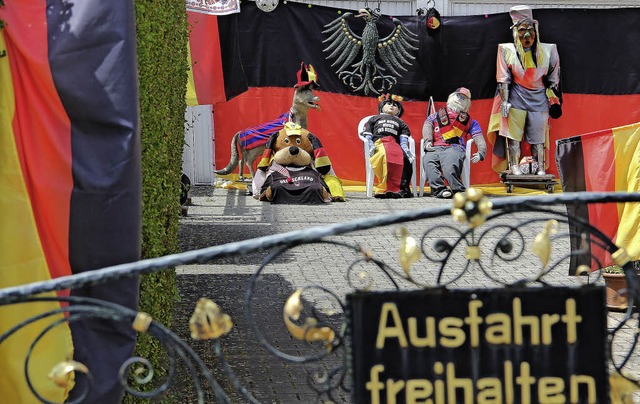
(499, 172, 558, 193)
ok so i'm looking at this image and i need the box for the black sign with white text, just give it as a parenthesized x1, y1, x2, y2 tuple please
(347, 287, 607, 403)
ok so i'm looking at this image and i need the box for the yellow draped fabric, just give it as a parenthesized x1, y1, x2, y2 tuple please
(0, 32, 74, 402)
(613, 123, 640, 261)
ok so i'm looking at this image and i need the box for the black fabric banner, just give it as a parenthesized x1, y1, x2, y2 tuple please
(46, 1, 141, 401)
(218, 14, 249, 101)
(235, 3, 640, 100)
(556, 137, 590, 272)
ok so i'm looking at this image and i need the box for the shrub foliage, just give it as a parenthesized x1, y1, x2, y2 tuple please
(127, 1, 189, 401)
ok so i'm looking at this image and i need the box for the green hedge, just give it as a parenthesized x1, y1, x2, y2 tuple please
(127, 1, 189, 401)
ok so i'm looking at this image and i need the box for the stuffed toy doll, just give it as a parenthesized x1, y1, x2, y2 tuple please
(258, 122, 331, 204)
(253, 122, 345, 202)
(361, 94, 414, 198)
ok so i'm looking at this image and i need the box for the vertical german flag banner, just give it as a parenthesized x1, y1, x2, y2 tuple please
(556, 122, 640, 271)
(186, 9, 247, 106)
(0, 1, 140, 402)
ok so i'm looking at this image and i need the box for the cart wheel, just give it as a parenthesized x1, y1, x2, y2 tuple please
(506, 184, 513, 193)
(546, 184, 554, 193)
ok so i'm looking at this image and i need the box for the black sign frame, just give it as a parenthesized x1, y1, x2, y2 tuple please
(347, 287, 607, 403)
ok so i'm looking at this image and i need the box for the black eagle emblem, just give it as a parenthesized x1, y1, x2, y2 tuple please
(322, 8, 419, 95)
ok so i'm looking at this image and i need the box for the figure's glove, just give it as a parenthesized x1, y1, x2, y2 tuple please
(406, 150, 415, 164)
(399, 136, 414, 163)
(471, 152, 484, 164)
(549, 103, 562, 119)
(365, 135, 375, 157)
(547, 87, 563, 119)
(500, 101, 512, 118)
(423, 141, 435, 152)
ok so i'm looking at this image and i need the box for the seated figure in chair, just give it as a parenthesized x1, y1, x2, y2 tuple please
(361, 94, 414, 199)
(421, 87, 486, 198)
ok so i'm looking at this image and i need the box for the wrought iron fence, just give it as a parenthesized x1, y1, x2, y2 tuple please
(1, 191, 639, 403)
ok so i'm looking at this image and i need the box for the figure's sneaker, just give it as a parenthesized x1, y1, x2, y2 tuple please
(511, 165, 523, 175)
(399, 189, 414, 198)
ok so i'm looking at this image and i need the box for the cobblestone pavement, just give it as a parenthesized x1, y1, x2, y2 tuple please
(171, 186, 639, 403)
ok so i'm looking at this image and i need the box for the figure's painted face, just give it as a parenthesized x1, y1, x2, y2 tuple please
(273, 133, 313, 166)
(382, 102, 400, 116)
(517, 21, 536, 49)
(447, 93, 471, 113)
(293, 85, 320, 110)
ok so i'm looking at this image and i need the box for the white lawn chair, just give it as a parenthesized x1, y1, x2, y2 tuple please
(419, 138, 473, 196)
(357, 115, 417, 197)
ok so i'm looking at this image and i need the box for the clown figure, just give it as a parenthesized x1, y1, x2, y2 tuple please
(488, 5, 562, 176)
(361, 94, 414, 198)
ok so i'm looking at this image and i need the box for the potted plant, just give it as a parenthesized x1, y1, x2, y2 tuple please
(601, 265, 630, 311)
(600, 261, 640, 310)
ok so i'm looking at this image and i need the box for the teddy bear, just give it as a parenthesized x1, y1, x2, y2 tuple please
(258, 122, 331, 204)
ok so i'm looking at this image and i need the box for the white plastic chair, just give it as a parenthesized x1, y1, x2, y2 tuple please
(419, 138, 473, 196)
(357, 115, 417, 197)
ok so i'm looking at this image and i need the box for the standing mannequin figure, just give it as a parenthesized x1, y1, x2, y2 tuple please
(488, 5, 562, 176)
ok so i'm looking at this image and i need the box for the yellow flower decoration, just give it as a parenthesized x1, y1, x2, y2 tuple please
(377, 93, 403, 103)
(450, 188, 492, 228)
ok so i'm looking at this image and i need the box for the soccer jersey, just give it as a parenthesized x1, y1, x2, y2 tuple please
(262, 165, 329, 204)
(362, 114, 411, 143)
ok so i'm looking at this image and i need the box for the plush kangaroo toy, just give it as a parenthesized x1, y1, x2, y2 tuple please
(215, 63, 320, 182)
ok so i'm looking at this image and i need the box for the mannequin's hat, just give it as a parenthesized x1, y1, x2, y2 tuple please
(284, 121, 302, 136)
(509, 5, 537, 28)
(377, 94, 404, 117)
(454, 87, 471, 100)
(294, 62, 319, 89)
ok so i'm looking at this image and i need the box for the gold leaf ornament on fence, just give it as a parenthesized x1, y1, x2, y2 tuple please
(189, 298, 233, 340)
(531, 219, 558, 269)
(609, 373, 640, 404)
(397, 226, 421, 275)
(48, 360, 89, 389)
(283, 289, 335, 348)
(132, 312, 153, 333)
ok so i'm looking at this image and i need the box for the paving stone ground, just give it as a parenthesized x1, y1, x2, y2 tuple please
(169, 186, 639, 403)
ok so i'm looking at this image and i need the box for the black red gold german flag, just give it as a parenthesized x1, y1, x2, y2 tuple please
(206, 3, 640, 185)
(556, 123, 640, 270)
(1, 2, 140, 401)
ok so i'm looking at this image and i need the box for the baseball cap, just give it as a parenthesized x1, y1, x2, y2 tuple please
(455, 87, 471, 100)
